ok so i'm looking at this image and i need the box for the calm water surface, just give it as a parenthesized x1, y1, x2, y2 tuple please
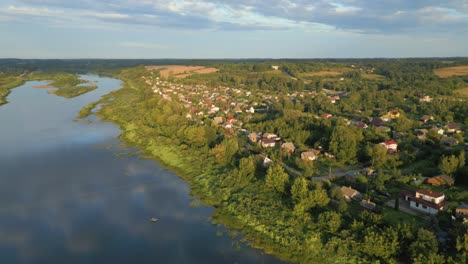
(0, 76, 283, 264)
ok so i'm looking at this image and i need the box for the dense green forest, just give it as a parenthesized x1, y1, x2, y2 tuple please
(77, 60, 468, 264)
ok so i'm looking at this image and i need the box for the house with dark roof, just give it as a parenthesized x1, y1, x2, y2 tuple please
(402, 189, 445, 215)
(455, 204, 468, 223)
(261, 138, 276, 148)
(360, 199, 376, 211)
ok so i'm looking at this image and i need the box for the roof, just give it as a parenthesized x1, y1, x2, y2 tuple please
(384, 140, 398, 145)
(416, 189, 444, 198)
(427, 175, 454, 186)
(261, 138, 276, 145)
(341, 186, 360, 198)
(457, 204, 468, 210)
(447, 123, 461, 130)
(281, 142, 295, 150)
(360, 199, 376, 210)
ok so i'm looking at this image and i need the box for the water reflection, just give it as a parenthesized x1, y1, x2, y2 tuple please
(0, 76, 282, 264)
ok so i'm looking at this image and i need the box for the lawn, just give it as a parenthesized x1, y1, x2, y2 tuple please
(382, 207, 423, 226)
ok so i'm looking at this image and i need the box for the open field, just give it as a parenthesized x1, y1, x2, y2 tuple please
(145, 65, 218, 79)
(301, 68, 352, 77)
(454, 87, 468, 97)
(361, 73, 385, 80)
(434, 66, 468, 78)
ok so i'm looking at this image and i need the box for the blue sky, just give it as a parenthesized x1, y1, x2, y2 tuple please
(1, 0, 468, 58)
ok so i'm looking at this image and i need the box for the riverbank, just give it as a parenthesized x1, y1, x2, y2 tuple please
(80, 68, 346, 263)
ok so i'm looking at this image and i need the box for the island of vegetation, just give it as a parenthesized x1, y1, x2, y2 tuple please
(75, 59, 468, 264)
(0, 70, 96, 105)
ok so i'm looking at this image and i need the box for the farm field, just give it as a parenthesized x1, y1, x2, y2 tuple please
(433, 65, 468, 78)
(145, 65, 218, 79)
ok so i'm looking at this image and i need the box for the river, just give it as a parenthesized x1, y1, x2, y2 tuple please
(0, 75, 283, 264)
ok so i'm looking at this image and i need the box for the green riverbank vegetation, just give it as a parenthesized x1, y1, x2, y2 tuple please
(0, 72, 26, 105)
(82, 61, 468, 263)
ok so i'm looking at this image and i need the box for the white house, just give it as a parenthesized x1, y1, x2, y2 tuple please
(379, 140, 398, 152)
(403, 189, 445, 215)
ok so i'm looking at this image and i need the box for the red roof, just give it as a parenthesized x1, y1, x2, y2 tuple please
(416, 189, 444, 198)
(384, 140, 397, 145)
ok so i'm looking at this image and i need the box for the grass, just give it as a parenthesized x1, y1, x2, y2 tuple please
(434, 66, 468, 78)
(300, 68, 352, 77)
(454, 87, 468, 97)
(382, 207, 422, 226)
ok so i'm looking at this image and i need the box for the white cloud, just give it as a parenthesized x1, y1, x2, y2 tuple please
(1, 5, 63, 16)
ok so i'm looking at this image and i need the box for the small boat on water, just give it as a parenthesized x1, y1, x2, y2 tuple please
(150, 217, 158, 222)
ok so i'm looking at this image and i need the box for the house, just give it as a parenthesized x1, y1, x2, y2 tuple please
(419, 95, 433, 103)
(415, 129, 428, 141)
(380, 115, 391, 122)
(426, 175, 454, 186)
(379, 140, 398, 153)
(341, 186, 362, 202)
(402, 189, 445, 215)
(360, 199, 376, 211)
(263, 157, 272, 168)
(387, 109, 400, 119)
(281, 142, 295, 153)
(263, 133, 278, 139)
(419, 115, 433, 124)
(249, 132, 259, 142)
(246, 106, 255, 113)
(440, 136, 459, 146)
(301, 149, 320, 161)
(455, 204, 468, 223)
(446, 123, 461, 134)
(355, 121, 368, 129)
(370, 118, 384, 127)
(261, 138, 276, 148)
(213, 116, 224, 125)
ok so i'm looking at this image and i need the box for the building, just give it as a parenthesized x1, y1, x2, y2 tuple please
(426, 175, 454, 186)
(379, 140, 398, 152)
(301, 149, 320, 161)
(402, 189, 445, 215)
(455, 204, 468, 223)
(261, 138, 276, 148)
(249, 132, 259, 142)
(341, 186, 362, 202)
(360, 199, 376, 211)
(281, 142, 295, 153)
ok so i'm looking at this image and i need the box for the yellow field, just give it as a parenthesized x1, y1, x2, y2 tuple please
(454, 87, 468, 97)
(434, 66, 468, 78)
(145, 65, 218, 79)
(361, 73, 385, 80)
(301, 68, 352, 77)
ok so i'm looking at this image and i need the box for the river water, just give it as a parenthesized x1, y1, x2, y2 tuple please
(0, 75, 282, 264)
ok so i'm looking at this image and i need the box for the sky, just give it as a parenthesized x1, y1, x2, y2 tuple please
(1, 0, 468, 58)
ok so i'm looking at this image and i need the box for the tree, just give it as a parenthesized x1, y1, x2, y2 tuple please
(409, 229, 438, 260)
(235, 156, 257, 188)
(265, 163, 289, 194)
(317, 211, 341, 233)
(210, 139, 239, 165)
(329, 125, 363, 164)
(439, 155, 460, 177)
(291, 177, 308, 203)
